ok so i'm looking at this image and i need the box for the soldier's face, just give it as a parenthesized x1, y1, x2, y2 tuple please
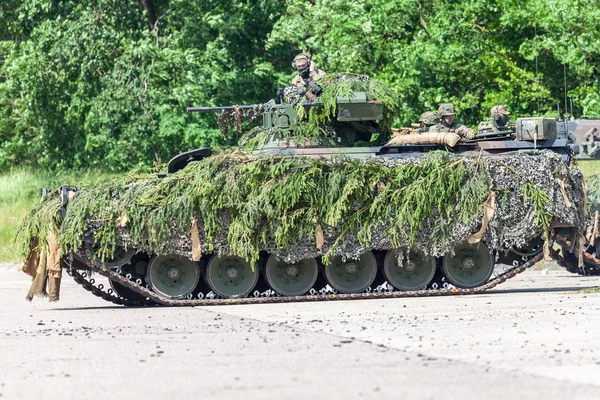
(295, 59, 310, 78)
(442, 115, 454, 125)
(295, 60, 308, 70)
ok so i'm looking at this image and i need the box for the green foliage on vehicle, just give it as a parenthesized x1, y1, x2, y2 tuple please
(16, 151, 577, 271)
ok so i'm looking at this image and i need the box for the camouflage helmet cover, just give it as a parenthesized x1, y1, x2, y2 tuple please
(491, 105, 509, 117)
(419, 111, 438, 126)
(292, 53, 312, 76)
(438, 103, 456, 117)
(293, 53, 311, 66)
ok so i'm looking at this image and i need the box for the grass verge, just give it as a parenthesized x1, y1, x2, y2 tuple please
(0, 168, 120, 263)
(578, 160, 600, 177)
(579, 287, 600, 294)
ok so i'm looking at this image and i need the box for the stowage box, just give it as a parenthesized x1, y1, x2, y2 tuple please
(337, 92, 383, 122)
(516, 118, 557, 141)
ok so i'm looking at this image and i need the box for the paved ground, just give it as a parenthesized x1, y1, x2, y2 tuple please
(1, 265, 600, 400)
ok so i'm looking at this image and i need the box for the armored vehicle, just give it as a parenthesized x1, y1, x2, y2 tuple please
(559, 118, 600, 160)
(552, 117, 600, 275)
(17, 76, 590, 306)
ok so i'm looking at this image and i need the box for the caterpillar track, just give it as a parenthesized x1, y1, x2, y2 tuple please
(64, 243, 554, 307)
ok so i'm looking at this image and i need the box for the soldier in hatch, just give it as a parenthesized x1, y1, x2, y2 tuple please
(418, 111, 439, 133)
(478, 105, 515, 134)
(291, 53, 327, 102)
(430, 103, 476, 140)
(390, 111, 438, 136)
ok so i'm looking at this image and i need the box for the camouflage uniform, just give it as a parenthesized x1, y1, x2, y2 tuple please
(418, 111, 438, 133)
(390, 112, 436, 136)
(291, 69, 327, 88)
(291, 53, 326, 101)
(430, 103, 475, 139)
(478, 105, 515, 134)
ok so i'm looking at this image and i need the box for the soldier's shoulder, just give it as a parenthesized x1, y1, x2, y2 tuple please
(312, 69, 326, 79)
(429, 123, 446, 132)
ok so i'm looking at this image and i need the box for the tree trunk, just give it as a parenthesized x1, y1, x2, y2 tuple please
(138, 0, 157, 30)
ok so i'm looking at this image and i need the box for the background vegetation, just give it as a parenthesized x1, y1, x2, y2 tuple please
(0, 168, 118, 262)
(1, 0, 600, 171)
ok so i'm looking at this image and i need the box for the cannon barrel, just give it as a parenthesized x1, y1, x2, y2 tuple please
(187, 102, 325, 113)
(187, 105, 258, 112)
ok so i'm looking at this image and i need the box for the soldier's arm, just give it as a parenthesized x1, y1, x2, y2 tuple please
(313, 69, 327, 80)
(291, 75, 304, 88)
(456, 125, 476, 140)
(303, 90, 318, 102)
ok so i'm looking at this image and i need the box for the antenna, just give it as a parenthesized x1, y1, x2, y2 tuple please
(570, 98, 574, 119)
(535, 24, 540, 116)
(560, 11, 569, 119)
(563, 64, 568, 117)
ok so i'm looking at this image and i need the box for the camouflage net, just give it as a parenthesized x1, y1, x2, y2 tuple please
(15, 151, 586, 267)
(219, 73, 399, 150)
(582, 174, 600, 244)
(217, 104, 270, 138)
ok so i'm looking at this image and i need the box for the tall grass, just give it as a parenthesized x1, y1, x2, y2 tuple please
(578, 160, 600, 177)
(0, 168, 120, 263)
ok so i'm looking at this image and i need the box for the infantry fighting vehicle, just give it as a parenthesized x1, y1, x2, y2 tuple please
(19, 78, 593, 306)
(556, 117, 600, 274)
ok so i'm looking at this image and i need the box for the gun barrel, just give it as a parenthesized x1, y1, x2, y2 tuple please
(187, 102, 324, 113)
(186, 105, 257, 112)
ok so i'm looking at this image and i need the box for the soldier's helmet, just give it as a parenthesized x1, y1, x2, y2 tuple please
(292, 53, 312, 75)
(491, 105, 509, 118)
(438, 103, 456, 117)
(419, 111, 438, 126)
(491, 105, 510, 127)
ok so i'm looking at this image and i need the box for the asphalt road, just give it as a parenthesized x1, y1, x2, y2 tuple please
(1, 265, 600, 400)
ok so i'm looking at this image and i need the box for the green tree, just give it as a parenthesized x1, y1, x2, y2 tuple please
(0, 0, 287, 171)
(269, 0, 600, 123)
(2, 0, 600, 171)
